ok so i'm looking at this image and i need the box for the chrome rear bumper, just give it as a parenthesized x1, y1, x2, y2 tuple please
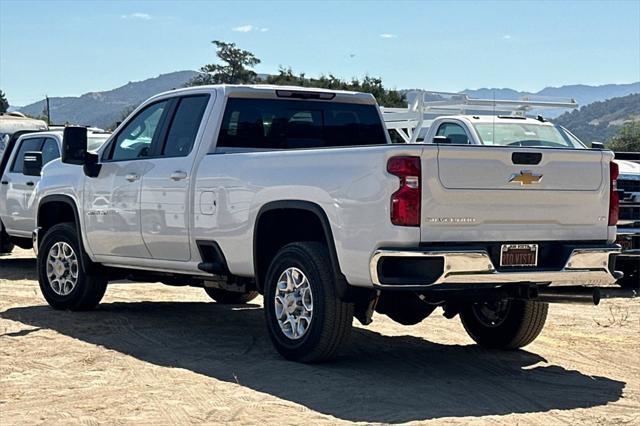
(370, 246, 621, 288)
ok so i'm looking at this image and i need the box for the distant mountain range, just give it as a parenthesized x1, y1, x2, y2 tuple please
(19, 71, 198, 129)
(462, 82, 640, 118)
(14, 71, 639, 131)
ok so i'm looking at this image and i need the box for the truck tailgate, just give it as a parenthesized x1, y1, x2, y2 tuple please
(421, 146, 612, 242)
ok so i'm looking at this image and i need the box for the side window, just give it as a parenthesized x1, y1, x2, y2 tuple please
(109, 101, 168, 161)
(162, 95, 209, 157)
(41, 138, 61, 166)
(11, 138, 43, 173)
(436, 123, 470, 144)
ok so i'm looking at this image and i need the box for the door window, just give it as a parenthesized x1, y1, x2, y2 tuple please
(109, 101, 169, 161)
(436, 123, 470, 144)
(162, 95, 209, 157)
(41, 138, 61, 166)
(11, 138, 44, 173)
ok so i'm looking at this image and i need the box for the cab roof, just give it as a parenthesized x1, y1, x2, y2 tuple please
(147, 84, 378, 105)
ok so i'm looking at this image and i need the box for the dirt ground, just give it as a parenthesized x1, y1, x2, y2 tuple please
(1, 248, 639, 425)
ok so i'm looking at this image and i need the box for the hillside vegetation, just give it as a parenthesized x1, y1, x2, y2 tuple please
(18, 71, 197, 129)
(554, 93, 640, 143)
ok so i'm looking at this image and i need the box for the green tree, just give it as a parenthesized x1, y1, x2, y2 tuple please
(0, 90, 8, 113)
(188, 40, 261, 86)
(608, 120, 640, 152)
(266, 67, 406, 107)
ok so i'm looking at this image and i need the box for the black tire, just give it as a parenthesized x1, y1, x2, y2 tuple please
(264, 242, 353, 363)
(204, 287, 259, 304)
(460, 299, 548, 350)
(617, 257, 640, 289)
(0, 221, 14, 255)
(37, 223, 108, 310)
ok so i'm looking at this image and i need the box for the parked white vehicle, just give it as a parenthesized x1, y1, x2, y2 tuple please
(30, 85, 632, 363)
(0, 112, 48, 156)
(614, 155, 640, 287)
(0, 130, 110, 254)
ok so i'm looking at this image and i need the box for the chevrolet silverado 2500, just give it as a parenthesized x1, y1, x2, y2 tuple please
(31, 85, 632, 362)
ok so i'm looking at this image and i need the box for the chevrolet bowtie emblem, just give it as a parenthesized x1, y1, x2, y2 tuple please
(509, 170, 543, 185)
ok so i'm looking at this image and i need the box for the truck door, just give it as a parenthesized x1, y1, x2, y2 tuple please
(140, 94, 210, 261)
(0, 136, 48, 237)
(84, 100, 171, 258)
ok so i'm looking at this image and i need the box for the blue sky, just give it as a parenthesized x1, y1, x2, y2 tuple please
(1, 0, 639, 106)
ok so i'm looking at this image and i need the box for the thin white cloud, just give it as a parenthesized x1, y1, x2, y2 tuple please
(503, 34, 512, 40)
(121, 12, 151, 20)
(232, 24, 269, 33)
(380, 33, 397, 39)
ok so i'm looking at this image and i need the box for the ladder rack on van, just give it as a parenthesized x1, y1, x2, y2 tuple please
(380, 90, 579, 143)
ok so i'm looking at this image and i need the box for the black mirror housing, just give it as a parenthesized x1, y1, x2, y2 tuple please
(591, 141, 605, 150)
(22, 151, 43, 176)
(61, 126, 88, 165)
(433, 135, 451, 144)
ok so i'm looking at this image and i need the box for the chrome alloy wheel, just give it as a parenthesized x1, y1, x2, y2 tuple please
(274, 267, 313, 340)
(46, 242, 79, 296)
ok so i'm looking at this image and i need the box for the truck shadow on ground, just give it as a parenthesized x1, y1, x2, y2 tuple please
(0, 301, 625, 423)
(0, 257, 37, 281)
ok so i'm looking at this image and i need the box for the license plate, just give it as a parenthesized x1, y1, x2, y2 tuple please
(615, 237, 633, 251)
(500, 244, 538, 267)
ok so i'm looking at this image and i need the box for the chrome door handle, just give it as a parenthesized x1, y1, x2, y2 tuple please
(125, 173, 140, 182)
(170, 171, 188, 181)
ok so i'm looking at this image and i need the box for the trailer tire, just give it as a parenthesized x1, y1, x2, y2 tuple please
(460, 299, 548, 349)
(37, 223, 107, 310)
(264, 242, 353, 363)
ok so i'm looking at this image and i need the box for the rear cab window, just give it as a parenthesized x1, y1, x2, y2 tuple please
(472, 122, 584, 148)
(217, 99, 387, 151)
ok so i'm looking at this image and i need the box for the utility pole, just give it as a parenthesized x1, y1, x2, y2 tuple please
(45, 95, 51, 125)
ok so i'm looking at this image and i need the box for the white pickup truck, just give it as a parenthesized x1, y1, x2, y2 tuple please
(0, 130, 110, 254)
(30, 85, 632, 363)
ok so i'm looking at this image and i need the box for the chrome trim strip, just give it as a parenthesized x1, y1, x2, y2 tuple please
(370, 247, 621, 288)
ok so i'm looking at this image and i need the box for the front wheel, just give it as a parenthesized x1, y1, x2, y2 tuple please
(460, 299, 548, 349)
(264, 242, 353, 363)
(37, 223, 108, 310)
(0, 223, 14, 255)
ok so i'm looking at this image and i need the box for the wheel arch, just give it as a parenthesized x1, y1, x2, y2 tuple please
(253, 200, 345, 294)
(37, 194, 90, 268)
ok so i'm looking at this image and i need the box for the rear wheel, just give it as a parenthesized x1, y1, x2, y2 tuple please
(0, 222, 14, 255)
(203, 287, 259, 304)
(460, 299, 548, 349)
(264, 242, 353, 363)
(37, 223, 107, 310)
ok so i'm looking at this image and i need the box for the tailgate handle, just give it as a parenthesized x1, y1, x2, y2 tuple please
(512, 152, 542, 165)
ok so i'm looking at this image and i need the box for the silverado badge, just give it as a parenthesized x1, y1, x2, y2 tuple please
(509, 170, 543, 186)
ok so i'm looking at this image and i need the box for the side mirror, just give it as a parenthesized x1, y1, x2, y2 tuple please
(61, 126, 88, 165)
(591, 141, 605, 149)
(433, 135, 451, 144)
(22, 151, 43, 176)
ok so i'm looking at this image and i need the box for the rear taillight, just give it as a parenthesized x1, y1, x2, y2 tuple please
(387, 156, 421, 226)
(609, 161, 619, 226)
